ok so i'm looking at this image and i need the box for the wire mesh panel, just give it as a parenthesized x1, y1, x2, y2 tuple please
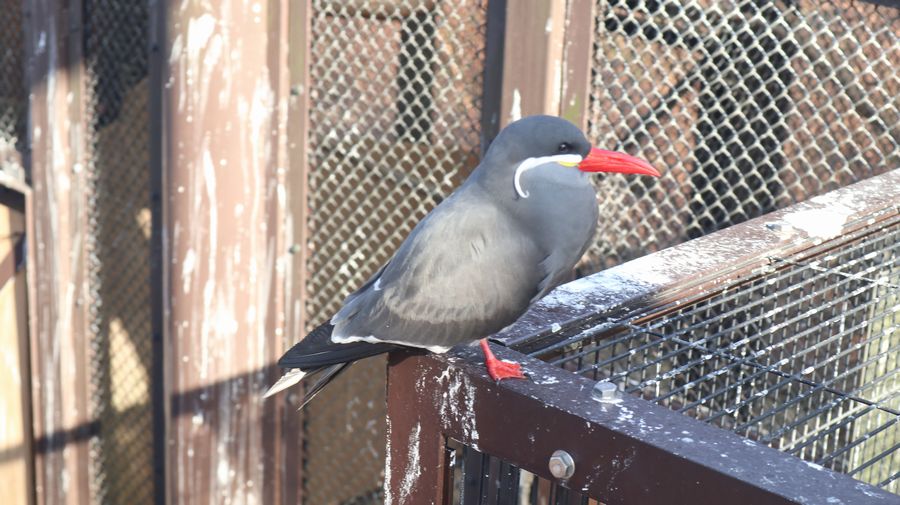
(303, 1, 489, 502)
(0, 0, 27, 180)
(84, 1, 154, 503)
(531, 217, 900, 494)
(584, 0, 900, 271)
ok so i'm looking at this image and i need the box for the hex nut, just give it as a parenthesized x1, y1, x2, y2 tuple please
(592, 380, 620, 402)
(548, 450, 575, 480)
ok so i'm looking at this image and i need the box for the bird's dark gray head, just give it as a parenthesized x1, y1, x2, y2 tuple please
(474, 115, 659, 200)
(484, 115, 592, 165)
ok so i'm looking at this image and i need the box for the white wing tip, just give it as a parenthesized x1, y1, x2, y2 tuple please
(262, 368, 306, 399)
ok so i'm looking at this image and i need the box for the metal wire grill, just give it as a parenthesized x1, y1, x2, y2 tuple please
(445, 440, 599, 505)
(0, 0, 27, 180)
(532, 217, 900, 494)
(84, 1, 154, 504)
(303, 1, 488, 502)
(583, 0, 900, 271)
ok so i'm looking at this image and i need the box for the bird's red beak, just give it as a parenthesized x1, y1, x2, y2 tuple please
(578, 147, 661, 177)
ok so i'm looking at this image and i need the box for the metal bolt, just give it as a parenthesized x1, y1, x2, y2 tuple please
(592, 380, 620, 403)
(288, 244, 302, 254)
(548, 450, 575, 480)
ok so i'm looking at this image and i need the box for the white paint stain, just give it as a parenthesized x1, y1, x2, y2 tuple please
(782, 207, 853, 240)
(187, 14, 217, 62)
(551, 58, 562, 113)
(169, 34, 183, 64)
(182, 249, 196, 294)
(510, 89, 522, 122)
(437, 368, 479, 446)
(398, 423, 422, 503)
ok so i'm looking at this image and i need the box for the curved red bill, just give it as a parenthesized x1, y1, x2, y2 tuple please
(578, 147, 661, 177)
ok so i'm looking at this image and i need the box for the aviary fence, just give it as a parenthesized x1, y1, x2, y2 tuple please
(0, 0, 897, 504)
(385, 170, 900, 504)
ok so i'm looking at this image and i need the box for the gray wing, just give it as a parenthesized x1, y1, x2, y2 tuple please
(330, 191, 554, 350)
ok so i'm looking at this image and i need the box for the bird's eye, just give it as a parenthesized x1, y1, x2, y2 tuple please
(558, 142, 571, 152)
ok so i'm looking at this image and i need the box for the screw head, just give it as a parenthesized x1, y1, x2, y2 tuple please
(592, 381, 620, 402)
(548, 450, 575, 480)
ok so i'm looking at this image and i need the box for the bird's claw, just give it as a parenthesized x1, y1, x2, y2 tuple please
(486, 359, 527, 381)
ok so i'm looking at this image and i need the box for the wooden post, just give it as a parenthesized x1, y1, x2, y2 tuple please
(0, 182, 34, 505)
(22, 1, 94, 503)
(498, 0, 568, 126)
(157, 1, 290, 502)
(559, 0, 596, 130)
(280, 0, 313, 502)
(384, 353, 449, 505)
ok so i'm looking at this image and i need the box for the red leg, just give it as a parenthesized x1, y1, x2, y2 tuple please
(479, 339, 526, 381)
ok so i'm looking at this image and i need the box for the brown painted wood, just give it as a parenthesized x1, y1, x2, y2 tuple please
(159, 1, 291, 503)
(388, 347, 898, 505)
(279, 0, 313, 503)
(22, 1, 93, 504)
(499, 0, 568, 126)
(385, 352, 448, 505)
(0, 188, 33, 505)
(560, 0, 596, 130)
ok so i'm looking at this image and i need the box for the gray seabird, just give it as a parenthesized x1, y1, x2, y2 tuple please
(264, 115, 660, 407)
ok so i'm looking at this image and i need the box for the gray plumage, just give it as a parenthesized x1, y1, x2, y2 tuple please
(268, 115, 602, 402)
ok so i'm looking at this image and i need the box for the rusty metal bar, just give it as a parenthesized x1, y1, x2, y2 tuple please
(22, 1, 93, 503)
(159, 2, 290, 503)
(387, 345, 898, 504)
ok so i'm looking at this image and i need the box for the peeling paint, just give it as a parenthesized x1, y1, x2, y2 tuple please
(510, 89, 522, 122)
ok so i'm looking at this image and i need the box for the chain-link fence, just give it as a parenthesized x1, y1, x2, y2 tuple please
(302, 1, 489, 502)
(584, 0, 899, 272)
(300, 0, 898, 502)
(0, 0, 27, 180)
(84, 1, 154, 504)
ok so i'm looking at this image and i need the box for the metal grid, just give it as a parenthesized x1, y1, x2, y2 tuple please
(583, 0, 900, 271)
(303, 1, 489, 502)
(532, 218, 900, 494)
(445, 440, 599, 505)
(0, 0, 27, 180)
(84, 1, 154, 504)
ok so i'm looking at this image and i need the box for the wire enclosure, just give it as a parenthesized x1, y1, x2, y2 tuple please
(531, 218, 900, 493)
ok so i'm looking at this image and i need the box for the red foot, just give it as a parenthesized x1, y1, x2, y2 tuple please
(480, 339, 526, 381)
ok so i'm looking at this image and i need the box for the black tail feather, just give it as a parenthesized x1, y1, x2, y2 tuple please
(297, 363, 351, 410)
(278, 321, 399, 370)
